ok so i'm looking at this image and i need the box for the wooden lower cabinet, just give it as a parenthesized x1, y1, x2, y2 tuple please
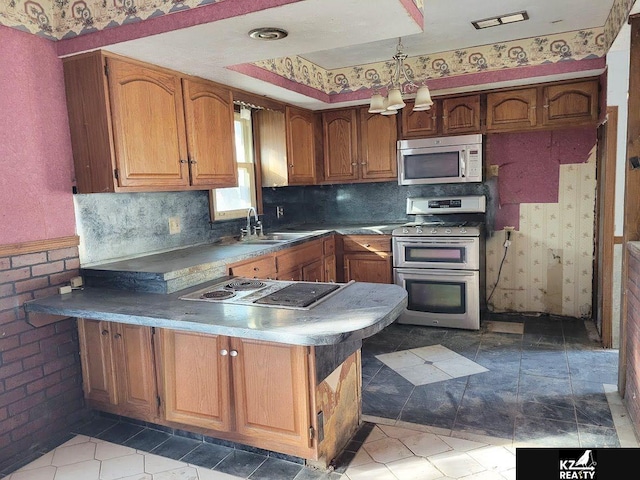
(77, 318, 158, 420)
(341, 234, 392, 284)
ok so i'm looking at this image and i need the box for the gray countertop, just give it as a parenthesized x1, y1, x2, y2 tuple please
(81, 224, 404, 293)
(24, 278, 408, 346)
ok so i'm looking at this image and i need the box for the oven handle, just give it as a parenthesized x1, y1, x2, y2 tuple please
(393, 239, 478, 245)
(394, 268, 478, 276)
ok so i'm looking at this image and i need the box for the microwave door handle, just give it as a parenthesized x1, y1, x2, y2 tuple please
(460, 150, 466, 178)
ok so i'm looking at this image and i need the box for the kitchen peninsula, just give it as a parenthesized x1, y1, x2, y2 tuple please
(23, 231, 407, 469)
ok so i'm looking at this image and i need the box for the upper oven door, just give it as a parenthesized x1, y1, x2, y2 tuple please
(393, 237, 480, 270)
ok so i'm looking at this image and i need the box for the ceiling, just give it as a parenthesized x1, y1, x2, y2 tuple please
(96, 0, 627, 110)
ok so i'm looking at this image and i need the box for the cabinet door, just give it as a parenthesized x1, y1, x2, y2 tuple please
(323, 254, 337, 283)
(401, 101, 439, 138)
(77, 319, 117, 406)
(160, 330, 232, 431)
(112, 323, 158, 419)
(486, 88, 537, 131)
(358, 108, 397, 180)
(107, 58, 189, 188)
(323, 109, 359, 182)
(276, 267, 302, 281)
(344, 253, 392, 284)
(302, 259, 324, 282)
(542, 81, 598, 126)
(228, 255, 277, 279)
(182, 78, 237, 187)
(442, 95, 481, 134)
(230, 338, 311, 450)
(257, 109, 288, 187)
(286, 107, 318, 184)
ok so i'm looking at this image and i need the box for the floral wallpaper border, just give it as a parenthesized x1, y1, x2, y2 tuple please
(250, 28, 607, 96)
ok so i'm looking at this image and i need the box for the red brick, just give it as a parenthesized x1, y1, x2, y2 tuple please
(32, 286, 59, 299)
(0, 320, 33, 338)
(4, 367, 43, 391)
(43, 354, 76, 376)
(0, 308, 17, 325)
(0, 386, 26, 408)
(57, 341, 78, 356)
(1, 342, 40, 363)
(11, 253, 47, 268)
(0, 258, 10, 271)
(0, 293, 33, 312)
(55, 319, 76, 334)
(0, 407, 7, 421)
(0, 266, 30, 284)
(0, 283, 14, 298)
(46, 376, 78, 399)
(7, 390, 45, 416)
(25, 371, 60, 395)
(40, 334, 72, 354)
(49, 271, 76, 287)
(0, 336, 19, 352)
(47, 247, 79, 262)
(0, 361, 23, 379)
(14, 277, 50, 294)
(31, 261, 64, 277)
(65, 259, 80, 270)
(21, 352, 45, 370)
(60, 364, 81, 380)
(19, 324, 54, 345)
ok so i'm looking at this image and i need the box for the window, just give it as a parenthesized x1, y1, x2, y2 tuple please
(211, 107, 257, 220)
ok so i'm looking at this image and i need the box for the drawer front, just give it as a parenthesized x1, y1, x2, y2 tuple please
(228, 255, 276, 278)
(323, 235, 336, 256)
(276, 240, 323, 274)
(342, 235, 391, 253)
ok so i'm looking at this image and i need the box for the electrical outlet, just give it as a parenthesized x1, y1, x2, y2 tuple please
(276, 206, 284, 219)
(169, 217, 181, 234)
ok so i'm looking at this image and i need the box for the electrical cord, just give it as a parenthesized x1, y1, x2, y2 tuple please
(486, 230, 511, 310)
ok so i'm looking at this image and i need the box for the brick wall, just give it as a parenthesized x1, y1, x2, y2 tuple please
(625, 243, 640, 436)
(0, 243, 90, 472)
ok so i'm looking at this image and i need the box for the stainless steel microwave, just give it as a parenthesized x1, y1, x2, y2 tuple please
(397, 134, 483, 185)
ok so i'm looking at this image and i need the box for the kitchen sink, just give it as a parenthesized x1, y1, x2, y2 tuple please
(241, 232, 312, 244)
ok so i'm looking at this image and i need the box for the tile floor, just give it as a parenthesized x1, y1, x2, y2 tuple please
(3, 314, 638, 480)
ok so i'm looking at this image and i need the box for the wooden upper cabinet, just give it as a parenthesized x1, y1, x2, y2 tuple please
(358, 108, 398, 180)
(182, 77, 237, 187)
(486, 88, 537, 131)
(63, 51, 238, 193)
(286, 106, 318, 185)
(322, 107, 397, 183)
(542, 80, 599, 126)
(258, 107, 318, 186)
(106, 57, 190, 189)
(323, 109, 359, 182)
(401, 100, 439, 138)
(442, 95, 481, 134)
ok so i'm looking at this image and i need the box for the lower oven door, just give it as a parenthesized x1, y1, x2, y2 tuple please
(394, 268, 479, 330)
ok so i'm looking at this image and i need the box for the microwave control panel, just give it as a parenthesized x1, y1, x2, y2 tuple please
(465, 147, 482, 181)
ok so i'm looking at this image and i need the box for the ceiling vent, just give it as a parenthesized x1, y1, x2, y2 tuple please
(472, 11, 529, 30)
(248, 28, 289, 40)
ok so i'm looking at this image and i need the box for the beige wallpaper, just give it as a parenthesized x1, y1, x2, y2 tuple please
(486, 147, 596, 318)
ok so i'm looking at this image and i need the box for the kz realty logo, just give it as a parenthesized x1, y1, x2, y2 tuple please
(559, 449, 597, 479)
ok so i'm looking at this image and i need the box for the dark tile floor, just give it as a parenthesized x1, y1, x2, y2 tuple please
(361, 313, 621, 447)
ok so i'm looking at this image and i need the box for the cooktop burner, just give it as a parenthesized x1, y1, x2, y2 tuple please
(201, 290, 236, 300)
(180, 277, 353, 310)
(224, 279, 266, 291)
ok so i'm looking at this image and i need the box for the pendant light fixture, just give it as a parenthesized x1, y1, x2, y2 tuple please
(369, 37, 433, 115)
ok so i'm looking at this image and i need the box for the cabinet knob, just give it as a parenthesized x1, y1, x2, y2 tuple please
(229, 350, 238, 357)
(179, 159, 188, 164)
(253, 267, 259, 271)
(101, 330, 109, 336)
(351, 162, 358, 166)
(220, 349, 228, 356)
(189, 159, 197, 164)
(360, 162, 367, 166)
(113, 333, 122, 339)
(364, 243, 371, 247)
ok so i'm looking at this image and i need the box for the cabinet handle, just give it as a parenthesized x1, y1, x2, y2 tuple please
(253, 267, 260, 271)
(229, 350, 238, 357)
(351, 162, 358, 166)
(179, 159, 188, 164)
(113, 333, 122, 339)
(189, 159, 197, 164)
(101, 330, 109, 336)
(364, 243, 371, 247)
(360, 162, 367, 166)
(220, 349, 228, 356)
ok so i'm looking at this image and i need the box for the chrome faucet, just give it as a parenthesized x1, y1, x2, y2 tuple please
(241, 207, 262, 238)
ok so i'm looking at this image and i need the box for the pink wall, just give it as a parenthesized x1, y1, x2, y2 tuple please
(0, 25, 76, 245)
